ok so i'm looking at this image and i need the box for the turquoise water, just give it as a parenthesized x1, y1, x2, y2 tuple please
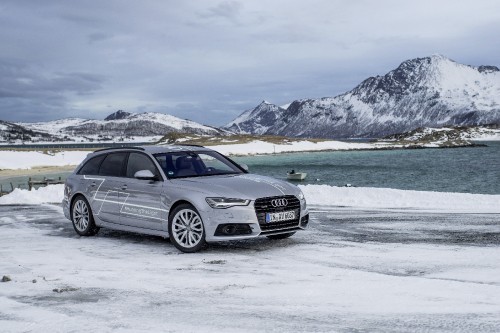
(233, 141, 500, 195)
(2, 142, 499, 194)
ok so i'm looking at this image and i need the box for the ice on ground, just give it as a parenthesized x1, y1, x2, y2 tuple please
(1, 183, 499, 213)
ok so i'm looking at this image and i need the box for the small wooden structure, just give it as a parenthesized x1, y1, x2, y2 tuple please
(28, 177, 64, 190)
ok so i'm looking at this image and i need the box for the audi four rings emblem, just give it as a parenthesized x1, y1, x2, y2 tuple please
(271, 198, 288, 207)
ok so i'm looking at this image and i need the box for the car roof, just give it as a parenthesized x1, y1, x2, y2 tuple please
(92, 144, 214, 156)
(142, 144, 213, 154)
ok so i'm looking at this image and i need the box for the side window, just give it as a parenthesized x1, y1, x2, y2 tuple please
(98, 153, 127, 177)
(78, 155, 105, 175)
(126, 153, 160, 178)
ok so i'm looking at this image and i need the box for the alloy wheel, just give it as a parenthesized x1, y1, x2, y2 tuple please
(171, 209, 204, 248)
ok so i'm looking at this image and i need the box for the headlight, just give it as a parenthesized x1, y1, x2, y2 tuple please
(206, 197, 251, 209)
(298, 191, 306, 202)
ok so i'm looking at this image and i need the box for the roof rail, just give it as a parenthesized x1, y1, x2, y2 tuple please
(173, 144, 205, 148)
(94, 146, 145, 153)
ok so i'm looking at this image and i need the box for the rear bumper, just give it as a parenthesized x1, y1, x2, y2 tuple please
(62, 197, 71, 220)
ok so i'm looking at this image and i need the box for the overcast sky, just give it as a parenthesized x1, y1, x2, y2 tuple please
(1, 0, 499, 126)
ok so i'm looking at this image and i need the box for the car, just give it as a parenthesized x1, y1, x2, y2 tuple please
(63, 145, 309, 252)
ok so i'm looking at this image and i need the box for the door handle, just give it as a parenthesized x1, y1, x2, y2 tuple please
(121, 184, 128, 190)
(90, 182, 97, 187)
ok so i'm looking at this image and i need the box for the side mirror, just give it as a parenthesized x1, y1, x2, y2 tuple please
(134, 170, 157, 180)
(239, 163, 249, 172)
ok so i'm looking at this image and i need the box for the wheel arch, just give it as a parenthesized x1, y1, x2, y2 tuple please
(168, 199, 196, 220)
(69, 192, 90, 216)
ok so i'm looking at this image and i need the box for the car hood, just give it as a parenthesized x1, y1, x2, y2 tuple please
(170, 174, 300, 199)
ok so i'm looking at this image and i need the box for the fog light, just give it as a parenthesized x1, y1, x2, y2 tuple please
(222, 225, 236, 235)
(215, 224, 252, 236)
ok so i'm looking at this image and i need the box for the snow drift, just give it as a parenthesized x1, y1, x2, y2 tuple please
(299, 185, 500, 213)
(1, 183, 499, 213)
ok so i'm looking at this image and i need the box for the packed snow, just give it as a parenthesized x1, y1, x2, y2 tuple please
(1, 205, 499, 332)
(2, 183, 499, 214)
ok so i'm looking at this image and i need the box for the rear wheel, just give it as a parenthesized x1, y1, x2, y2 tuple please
(168, 204, 206, 253)
(266, 232, 296, 240)
(71, 195, 99, 236)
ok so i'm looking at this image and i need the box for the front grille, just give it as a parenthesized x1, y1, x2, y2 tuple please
(254, 195, 301, 233)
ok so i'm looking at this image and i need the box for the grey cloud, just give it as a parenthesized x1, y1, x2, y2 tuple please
(88, 32, 112, 43)
(202, 1, 243, 20)
(0, 60, 105, 98)
(1, 0, 499, 125)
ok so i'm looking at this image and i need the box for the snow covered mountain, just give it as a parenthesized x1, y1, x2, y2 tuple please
(1, 111, 226, 144)
(0, 120, 68, 143)
(225, 101, 286, 135)
(226, 55, 500, 138)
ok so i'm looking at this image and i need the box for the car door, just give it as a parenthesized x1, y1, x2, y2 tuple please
(119, 152, 167, 231)
(91, 152, 128, 224)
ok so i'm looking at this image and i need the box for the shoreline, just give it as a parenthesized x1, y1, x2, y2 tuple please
(212, 142, 487, 157)
(0, 165, 76, 178)
(0, 141, 490, 172)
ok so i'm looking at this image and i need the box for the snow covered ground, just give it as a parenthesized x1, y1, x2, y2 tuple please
(1, 184, 499, 214)
(1, 205, 499, 332)
(0, 151, 89, 170)
(1, 140, 498, 330)
(211, 140, 378, 155)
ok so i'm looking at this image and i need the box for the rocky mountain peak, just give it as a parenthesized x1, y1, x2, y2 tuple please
(226, 55, 500, 138)
(478, 65, 500, 73)
(104, 110, 133, 121)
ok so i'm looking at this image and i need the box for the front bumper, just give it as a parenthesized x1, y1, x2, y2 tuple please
(201, 199, 309, 242)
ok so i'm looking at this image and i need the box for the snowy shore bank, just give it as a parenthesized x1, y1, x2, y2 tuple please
(1, 184, 499, 213)
(1, 135, 498, 170)
(0, 140, 380, 170)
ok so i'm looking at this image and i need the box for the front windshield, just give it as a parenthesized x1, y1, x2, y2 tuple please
(154, 150, 244, 179)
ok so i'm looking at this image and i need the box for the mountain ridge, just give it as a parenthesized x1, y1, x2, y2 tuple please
(1, 111, 226, 144)
(226, 55, 500, 138)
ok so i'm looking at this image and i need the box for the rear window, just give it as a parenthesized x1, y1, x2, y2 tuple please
(77, 154, 106, 175)
(98, 153, 127, 177)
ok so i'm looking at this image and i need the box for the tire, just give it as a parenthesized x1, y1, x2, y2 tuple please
(168, 204, 206, 253)
(266, 232, 296, 240)
(71, 195, 99, 236)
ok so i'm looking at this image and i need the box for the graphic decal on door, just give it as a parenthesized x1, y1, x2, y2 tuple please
(84, 175, 168, 220)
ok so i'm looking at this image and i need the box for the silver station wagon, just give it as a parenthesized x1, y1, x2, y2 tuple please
(63, 145, 309, 252)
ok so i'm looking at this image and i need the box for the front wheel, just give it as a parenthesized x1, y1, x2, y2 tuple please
(168, 204, 206, 253)
(71, 195, 99, 236)
(266, 232, 296, 240)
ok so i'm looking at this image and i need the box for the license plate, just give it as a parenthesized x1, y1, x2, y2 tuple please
(265, 210, 295, 223)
